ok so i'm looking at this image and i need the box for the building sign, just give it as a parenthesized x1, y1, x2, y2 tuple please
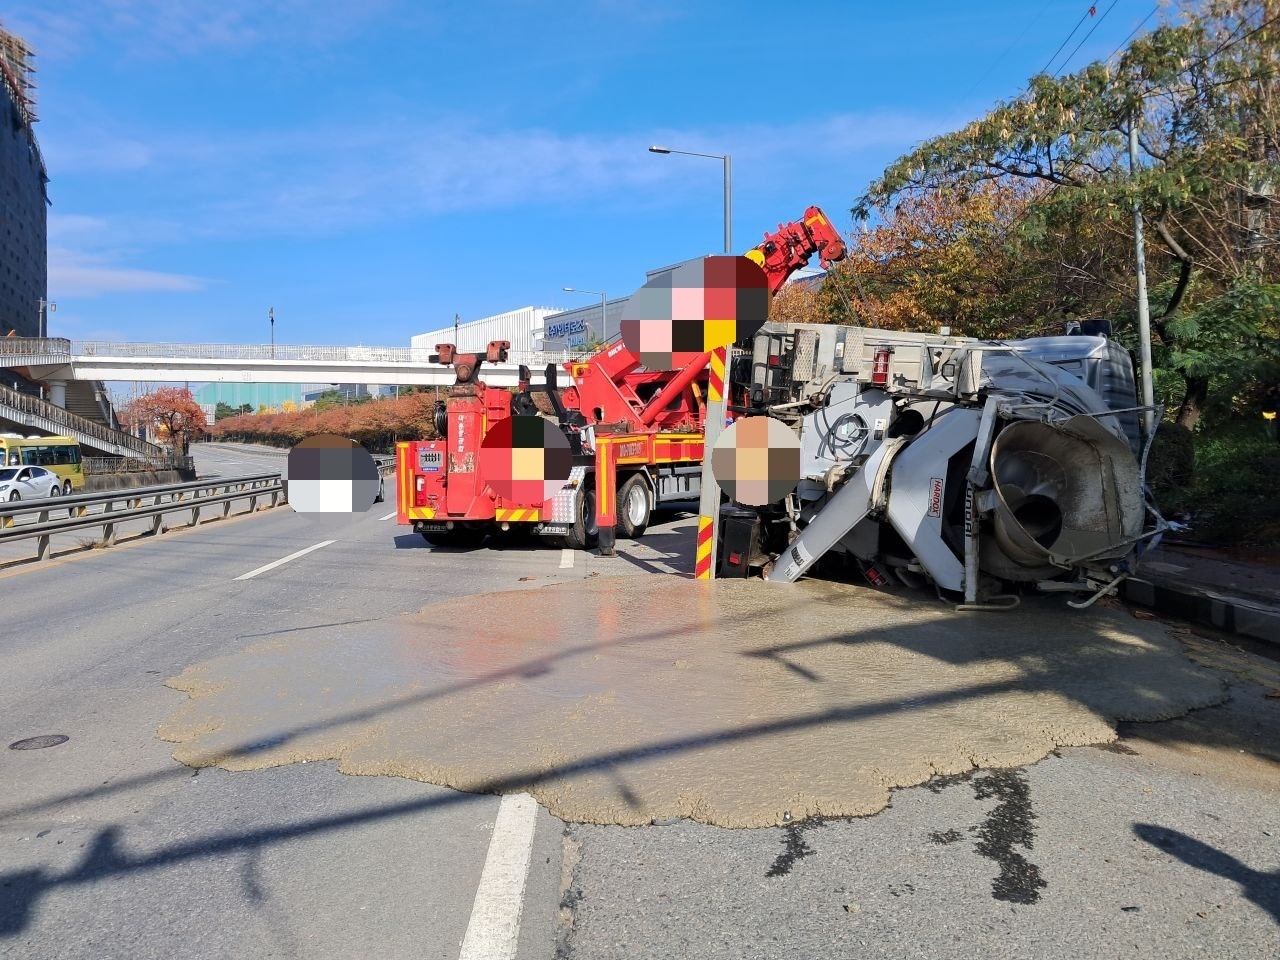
(546, 317, 587, 341)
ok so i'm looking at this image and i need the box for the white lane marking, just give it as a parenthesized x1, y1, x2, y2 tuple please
(458, 792, 539, 960)
(558, 548, 574, 569)
(377, 511, 397, 521)
(233, 540, 336, 581)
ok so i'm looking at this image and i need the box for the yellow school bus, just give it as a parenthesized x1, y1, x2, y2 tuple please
(0, 434, 84, 493)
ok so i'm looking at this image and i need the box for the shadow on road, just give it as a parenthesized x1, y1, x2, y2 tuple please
(1133, 823, 1280, 925)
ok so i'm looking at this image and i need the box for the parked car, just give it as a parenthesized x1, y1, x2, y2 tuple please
(0, 466, 63, 501)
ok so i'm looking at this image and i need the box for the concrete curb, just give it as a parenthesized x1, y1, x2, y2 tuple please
(1122, 576, 1280, 646)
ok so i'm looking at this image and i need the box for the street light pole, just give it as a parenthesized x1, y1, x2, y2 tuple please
(648, 145, 732, 253)
(562, 286, 607, 348)
(649, 143, 736, 578)
(268, 306, 275, 359)
(36, 297, 55, 338)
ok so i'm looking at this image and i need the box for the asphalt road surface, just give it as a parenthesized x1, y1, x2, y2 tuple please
(0, 443, 1276, 959)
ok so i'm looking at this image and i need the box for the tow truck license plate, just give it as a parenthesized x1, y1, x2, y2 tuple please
(418, 450, 443, 472)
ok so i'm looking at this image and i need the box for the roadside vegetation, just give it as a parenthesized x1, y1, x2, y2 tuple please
(211, 387, 447, 452)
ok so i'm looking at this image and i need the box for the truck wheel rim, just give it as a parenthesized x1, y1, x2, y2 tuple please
(625, 485, 646, 525)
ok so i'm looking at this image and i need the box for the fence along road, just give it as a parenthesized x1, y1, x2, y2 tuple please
(0, 449, 395, 567)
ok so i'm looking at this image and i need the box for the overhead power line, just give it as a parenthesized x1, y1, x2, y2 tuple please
(1054, 0, 1120, 78)
(1038, 4, 1099, 77)
(1105, 5, 1159, 66)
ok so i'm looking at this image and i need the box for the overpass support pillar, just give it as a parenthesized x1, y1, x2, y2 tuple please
(48, 380, 67, 408)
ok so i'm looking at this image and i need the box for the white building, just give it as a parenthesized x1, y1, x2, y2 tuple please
(409, 260, 724, 366)
(411, 306, 562, 363)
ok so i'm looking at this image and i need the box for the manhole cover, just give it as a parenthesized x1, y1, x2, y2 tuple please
(9, 735, 69, 751)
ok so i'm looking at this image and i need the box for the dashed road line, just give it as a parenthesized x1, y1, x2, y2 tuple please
(559, 549, 574, 569)
(458, 792, 539, 960)
(377, 511, 397, 521)
(233, 540, 336, 580)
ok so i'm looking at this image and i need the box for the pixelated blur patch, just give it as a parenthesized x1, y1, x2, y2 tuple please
(711, 417, 801, 506)
(285, 434, 380, 514)
(620, 256, 769, 370)
(478, 416, 573, 504)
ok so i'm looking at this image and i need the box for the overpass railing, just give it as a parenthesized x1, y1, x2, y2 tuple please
(69, 341, 595, 369)
(0, 337, 73, 364)
(0, 383, 173, 463)
(3, 337, 602, 372)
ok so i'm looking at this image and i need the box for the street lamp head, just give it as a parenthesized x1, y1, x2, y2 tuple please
(648, 145, 671, 154)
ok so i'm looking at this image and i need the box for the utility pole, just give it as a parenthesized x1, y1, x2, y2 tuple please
(1128, 112, 1156, 440)
(36, 297, 55, 338)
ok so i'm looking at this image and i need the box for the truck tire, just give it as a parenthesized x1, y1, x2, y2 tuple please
(615, 474, 650, 540)
(565, 486, 598, 551)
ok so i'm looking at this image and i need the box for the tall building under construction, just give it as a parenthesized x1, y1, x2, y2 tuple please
(0, 22, 47, 338)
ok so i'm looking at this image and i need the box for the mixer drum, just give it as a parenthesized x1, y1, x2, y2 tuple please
(984, 416, 1143, 580)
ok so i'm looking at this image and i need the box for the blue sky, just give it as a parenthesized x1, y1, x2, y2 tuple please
(9, 0, 1163, 348)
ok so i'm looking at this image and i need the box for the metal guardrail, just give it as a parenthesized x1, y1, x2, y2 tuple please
(0, 473, 284, 562)
(0, 458, 396, 563)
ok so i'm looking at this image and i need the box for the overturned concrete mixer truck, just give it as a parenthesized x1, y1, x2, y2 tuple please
(717, 322, 1159, 608)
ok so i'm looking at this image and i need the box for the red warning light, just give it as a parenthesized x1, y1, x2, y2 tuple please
(871, 347, 892, 386)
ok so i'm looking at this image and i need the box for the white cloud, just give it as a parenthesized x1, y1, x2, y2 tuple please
(42, 130, 153, 174)
(6, 0, 395, 60)
(44, 109, 950, 238)
(48, 213, 112, 240)
(49, 246, 210, 297)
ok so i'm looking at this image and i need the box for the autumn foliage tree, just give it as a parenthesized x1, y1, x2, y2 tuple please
(214, 389, 447, 450)
(119, 387, 208, 455)
(767, 280, 826, 324)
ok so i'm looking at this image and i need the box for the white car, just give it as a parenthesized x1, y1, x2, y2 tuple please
(0, 466, 63, 501)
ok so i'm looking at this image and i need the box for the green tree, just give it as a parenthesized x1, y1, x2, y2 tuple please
(311, 389, 349, 411)
(855, 0, 1280, 429)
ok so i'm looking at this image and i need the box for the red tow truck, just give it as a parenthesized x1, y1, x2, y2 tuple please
(396, 206, 847, 549)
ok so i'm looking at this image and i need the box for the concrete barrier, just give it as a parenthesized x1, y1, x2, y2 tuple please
(86, 470, 183, 492)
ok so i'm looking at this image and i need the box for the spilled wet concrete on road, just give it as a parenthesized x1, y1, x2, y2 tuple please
(158, 577, 1226, 828)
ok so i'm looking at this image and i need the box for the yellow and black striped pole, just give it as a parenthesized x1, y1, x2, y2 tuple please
(694, 344, 728, 579)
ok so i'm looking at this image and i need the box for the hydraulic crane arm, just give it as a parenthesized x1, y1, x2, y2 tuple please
(748, 206, 846, 295)
(634, 206, 847, 427)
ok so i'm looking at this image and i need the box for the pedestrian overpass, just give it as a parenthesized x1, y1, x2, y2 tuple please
(2, 336, 571, 464)
(2, 337, 561, 402)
